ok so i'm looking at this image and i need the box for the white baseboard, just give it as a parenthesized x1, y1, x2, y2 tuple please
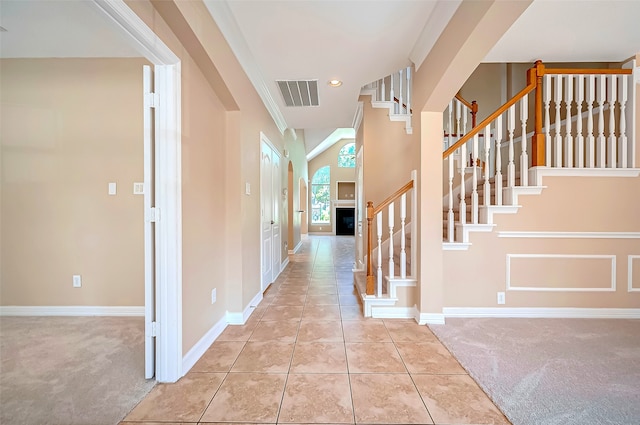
(415, 310, 446, 325)
(226, 290, 264, 325)
(288, 240, 303, 254)
(281, 257, 290, 271)
(443, 307, 640, 319)
(182, 315, 227, 375)
(371, 306, 414, 319)
(0, 306, 145, 316)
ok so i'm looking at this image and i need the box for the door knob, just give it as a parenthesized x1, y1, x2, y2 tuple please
(271, 220, 275, 225)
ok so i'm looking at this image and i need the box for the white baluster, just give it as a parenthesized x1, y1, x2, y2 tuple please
(459, 143, 467, 226)
(376, 213, 382, 296)
(446, 100, 453, 150)
(554, 75, 563, 168)
(575, 75, 585, 168)
(607, 75, 617, 168)
(388, 203, 395, 279)
(400, 194, 407, 279)
(390, 73, 395, 113)
(462, 99, 468, 134)
(455, 99, 462, 136)
(597, 75, 606, 168)
(406, 67, 411, 116)
(471, 134, 479, 224)
(495, 115, 503, 206)
(483, 124, 491, 207)
(619, 75, 628, 168)
(586, 75, 595, 168)
(544, 75, 552, 167)
(448, 155, 455, 242)
(520, 94, 529, 186)
(564, 75, 574, 168)
(398, 69, 404, 115)
(507, 105, 516, 188)
(380, 77, 386, 102)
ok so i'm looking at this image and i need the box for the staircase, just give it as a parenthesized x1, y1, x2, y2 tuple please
(361, 67, 413, 134)
(356, 61, 639, 319)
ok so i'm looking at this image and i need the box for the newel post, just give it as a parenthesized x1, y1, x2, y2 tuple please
(365, 201, 375, 295)
(532, 60, 546, 166)
(471, 100, 478, 128)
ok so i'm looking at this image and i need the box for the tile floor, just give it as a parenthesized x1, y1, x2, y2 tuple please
(121, 236, 510, 425)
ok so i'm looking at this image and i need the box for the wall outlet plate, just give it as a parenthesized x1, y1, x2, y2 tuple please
(211, 288, 217, 304)
(497, 291, 505, 305)
(73, 275, 82, 288)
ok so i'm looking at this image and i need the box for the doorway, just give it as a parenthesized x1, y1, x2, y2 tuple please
(287, 162, 294, 252)
(260, 134, 282, 290)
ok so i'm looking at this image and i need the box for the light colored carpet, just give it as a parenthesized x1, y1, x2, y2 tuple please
(0, 316, 156, 425)
(430, 318, 640, 425)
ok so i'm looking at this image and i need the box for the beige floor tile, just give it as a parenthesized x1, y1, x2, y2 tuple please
(383, 319, 440, 342)
(345, 342, 406, 373)
(277, 286, 309, 295)
(340, 306, 367, 321)
(262, 305, 304, 321)
(217, 323, 257, 341)
(249, 320, 300, 342)
(279, 374, 354, 423)
(231, 341, 295, 373)
(395, 342, 466, 374)
(308, 285, 338, 295)
(190, 341, 245, 372)
(200, 373, 286, 423)
(290, 342, 348, 373)
(338, 294, 360, 306)
(337, 285, 357, 295)
(298, 320, 344, 342)
(303, 304, 342, 320)
(412, 374, 510, 424)
(350, 374, 433, 424)
(306, 294, 339, 305)
(342, 320, 392, 342)
(124, 373, 225, 422)
(272, 294, 307, 306)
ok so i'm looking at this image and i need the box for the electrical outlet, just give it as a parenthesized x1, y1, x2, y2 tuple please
(211, 288, 217, 304)
(73, 275, 82, 288)
(497, 292, 505, 305)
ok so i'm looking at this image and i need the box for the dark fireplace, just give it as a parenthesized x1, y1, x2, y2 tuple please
(335, 208, 355, 236)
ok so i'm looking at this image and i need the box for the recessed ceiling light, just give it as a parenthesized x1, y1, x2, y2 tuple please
(328, 79, 342, 87)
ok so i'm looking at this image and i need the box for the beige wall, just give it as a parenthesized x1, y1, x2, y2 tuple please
(129, 0, 308, 353)
(308, 139, 356, 234)
(1, 58, 148, 306)
(443, 176, 640, 308)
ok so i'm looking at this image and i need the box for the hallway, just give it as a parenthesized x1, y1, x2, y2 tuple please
(121, 235, 509, 424)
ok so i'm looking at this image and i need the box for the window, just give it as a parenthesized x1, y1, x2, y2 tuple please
(311, 166, 330, 224)
(337, 143, 356, 168)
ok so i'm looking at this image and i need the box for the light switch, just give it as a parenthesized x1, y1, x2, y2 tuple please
(245, 182, 251, 195)
(108, 182, 117, 195)
(133, 182, 144, 195)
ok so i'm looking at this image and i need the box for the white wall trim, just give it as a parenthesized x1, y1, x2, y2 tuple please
(0, 306, 144, 316)
(370, 306, 414, 319)
(529, 166, 640, 186)
(91, 0, 183, 383)
(181, 315, 227, 375)
(202, 0, 287, 134)
(629, 255, 640, 292)
(288, 240, 303, 255)
(412, 306, 446, 325)
(226, 290, 264, 325)
(506, 254, 616, 292)
(443, 307, 640, 319)
(498, 231, 640, 239)
(281, 257, 290, 272)
(352, 101, 363, 134)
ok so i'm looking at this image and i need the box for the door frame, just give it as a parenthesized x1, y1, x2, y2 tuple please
(92, 0, 183, 383)
(260, 132, 282, 291)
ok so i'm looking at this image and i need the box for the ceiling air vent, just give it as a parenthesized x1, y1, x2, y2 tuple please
(277, 80, 319, 107)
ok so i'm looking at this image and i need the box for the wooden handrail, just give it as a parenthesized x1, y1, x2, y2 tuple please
(443, 81, 536, 159)
(393, 96, 413, 114)
(365, 179, 414, 295)
(544, 68, 632, 75)
(454, 93, 474, 109)
(373, 180, 414, 216)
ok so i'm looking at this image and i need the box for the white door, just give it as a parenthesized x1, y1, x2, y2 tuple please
(143, 65, 156, 380)
(261, 137, 282, 290)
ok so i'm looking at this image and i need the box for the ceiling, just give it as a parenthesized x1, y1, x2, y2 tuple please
(2, 0, 639, 156)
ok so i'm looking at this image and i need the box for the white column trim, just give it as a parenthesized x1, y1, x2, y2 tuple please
(498, 231, 640, 239)
(443, 307, 640, 319)
(629, 255, 640, 292)
(0, 306, 144, 316)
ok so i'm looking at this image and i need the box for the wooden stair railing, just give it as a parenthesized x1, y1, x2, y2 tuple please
(442, 60, 634, 243)
(365, 179, 414, 296)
